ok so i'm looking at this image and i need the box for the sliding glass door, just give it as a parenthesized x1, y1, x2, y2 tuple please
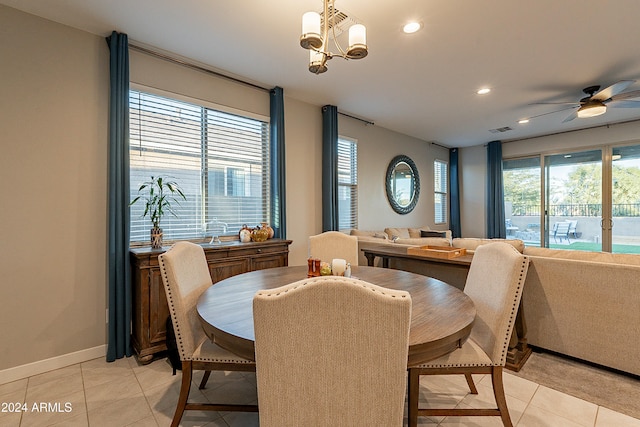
(611, 144, 640, 253)
(544, 150, 602, 251)
(504, 143, 640, 254)
(503, 158, 541, 247)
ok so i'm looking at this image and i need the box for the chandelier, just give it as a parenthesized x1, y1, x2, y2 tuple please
(300, 0, 368, 74)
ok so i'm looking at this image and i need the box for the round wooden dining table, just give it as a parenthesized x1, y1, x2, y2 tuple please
(197, 265, 476, 366)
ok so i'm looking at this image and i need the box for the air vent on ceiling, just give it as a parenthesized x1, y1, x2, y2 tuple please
(489, 126, 513, 134)
(320, 6, 358, 38)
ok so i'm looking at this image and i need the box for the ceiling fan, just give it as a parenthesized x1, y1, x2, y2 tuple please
(534, 80, 640, 123)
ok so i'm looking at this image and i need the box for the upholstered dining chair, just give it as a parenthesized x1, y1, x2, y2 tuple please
(308, 230, 359, 266)
(407, 242, 529, 427)
(253, 276, 412, 427)
(158, 241, 258, 427)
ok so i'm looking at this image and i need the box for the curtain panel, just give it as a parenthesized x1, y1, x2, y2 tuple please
(449, 148, 462, 238)
(270, 87, 286, 238)
(106, 31, 132, 362)
(486, 140, 506, 238)
(322, 105, 339, 232)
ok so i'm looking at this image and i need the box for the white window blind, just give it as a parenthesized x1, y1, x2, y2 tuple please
(434, 160, 448, 224)
(338, 137, 358, 230)
(129, 90, 270, 243)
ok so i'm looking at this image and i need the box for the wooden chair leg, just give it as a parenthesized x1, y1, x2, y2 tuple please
(171, 361, 192, 427)
(491, 367, 513, 427)
(199, 370, 211, 389)
(464, 373, 478, 394)
(407, 368, 421, 427)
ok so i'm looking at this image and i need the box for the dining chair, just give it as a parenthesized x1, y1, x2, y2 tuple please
(308, 230, 359, 266)
(158, 241, 258, 427)
(407, 242, 529, 427)
(253, 276, 412, 427)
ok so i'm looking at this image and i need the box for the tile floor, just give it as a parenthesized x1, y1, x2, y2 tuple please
(1, 355, 639, 427)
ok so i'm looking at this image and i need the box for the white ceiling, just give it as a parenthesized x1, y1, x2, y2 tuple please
(4, 0, 640, 148)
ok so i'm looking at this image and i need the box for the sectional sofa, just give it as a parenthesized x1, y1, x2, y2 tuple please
(350, 227, 640, 376)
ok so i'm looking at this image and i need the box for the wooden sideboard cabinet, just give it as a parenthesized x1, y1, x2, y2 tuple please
(130, 239, 292, 363)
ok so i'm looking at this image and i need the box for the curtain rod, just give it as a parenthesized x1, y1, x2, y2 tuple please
(129, 43, 271, 93)
(338, 111, 374, 126)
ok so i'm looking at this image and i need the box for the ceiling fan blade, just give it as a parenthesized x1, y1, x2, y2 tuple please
(610, 89, 640, 101)
(527, 106, 577, 120)
(529, 102, 580, 106)
(592, 80, 635, 101)
(608, 100, 640, 108)
(562, 110, 578, 123)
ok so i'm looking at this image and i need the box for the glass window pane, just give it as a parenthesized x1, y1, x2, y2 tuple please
(338, 138, 357, 230)
(611, 145, 640, 254)
(544, 149, 601, 251)
(129, 89, 270, 244)
(434, 160, 447, 224)
(503, 157, 541, 247)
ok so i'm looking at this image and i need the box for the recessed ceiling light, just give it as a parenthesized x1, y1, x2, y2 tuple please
(518, 119, 529, 124)
(402, 22, 422, 34)
(477, 88, 491, 95)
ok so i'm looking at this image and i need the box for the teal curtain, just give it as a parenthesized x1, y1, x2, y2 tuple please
(487, 140, 506, 238)
(322, 105, 339, 231)
(449, 148, 461, 238)
(270, 87, 286, 238)
(106, 31, 132, 361)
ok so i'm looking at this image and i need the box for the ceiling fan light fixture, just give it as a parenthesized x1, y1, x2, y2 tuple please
(577, 101, 607, 118)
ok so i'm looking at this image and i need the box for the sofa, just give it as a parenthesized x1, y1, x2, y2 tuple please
(350, 227, 640, 376)
(351, 227, 524, 287)
(521, 247, 640, 376)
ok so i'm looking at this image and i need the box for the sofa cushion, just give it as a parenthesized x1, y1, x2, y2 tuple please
(350, 229, 388, 240)
(408, 227, 430, 238)
(394, 237, 452, 247)
(385, 227, 411, 240)
(452, 238, 525, 253)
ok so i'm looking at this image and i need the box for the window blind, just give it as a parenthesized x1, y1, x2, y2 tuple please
(434, 160, 448, 224)
(129, 90, 270, 243)
(338, 137, 358, 230)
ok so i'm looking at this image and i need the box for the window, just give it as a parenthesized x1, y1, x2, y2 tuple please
(338, 137, 358, 230)
(434, 160, 448, 224)
(129, 89, 270, 243)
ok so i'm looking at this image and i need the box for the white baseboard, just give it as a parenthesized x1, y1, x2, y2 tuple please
(0, 345, 107, 385)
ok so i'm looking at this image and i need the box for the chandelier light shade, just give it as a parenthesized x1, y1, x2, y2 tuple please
(301, 12, 322, 49)
(577, 101, 607, 118)
(300, 0, 368, 74)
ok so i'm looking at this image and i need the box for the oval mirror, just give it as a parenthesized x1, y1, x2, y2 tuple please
(385, 155, 420, 214)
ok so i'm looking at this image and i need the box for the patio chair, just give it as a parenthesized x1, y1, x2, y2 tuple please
(568, 220, 578, 239)
(553, 222, 571, 243)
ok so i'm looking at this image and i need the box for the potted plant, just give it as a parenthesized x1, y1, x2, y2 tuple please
(130, 176, 186, 249)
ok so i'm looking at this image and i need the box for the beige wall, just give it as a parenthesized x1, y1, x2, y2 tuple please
(0, 6, 109, 372)
(0, 5, 444, 375)
(340, 117, 450, 234)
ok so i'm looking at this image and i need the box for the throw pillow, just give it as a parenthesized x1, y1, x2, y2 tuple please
(421, 230, 447, 238)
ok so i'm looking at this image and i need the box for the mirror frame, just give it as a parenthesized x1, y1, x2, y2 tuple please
(385, 155, 420, 215)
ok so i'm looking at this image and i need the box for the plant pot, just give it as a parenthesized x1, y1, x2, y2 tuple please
(151, 227, 163, 249)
